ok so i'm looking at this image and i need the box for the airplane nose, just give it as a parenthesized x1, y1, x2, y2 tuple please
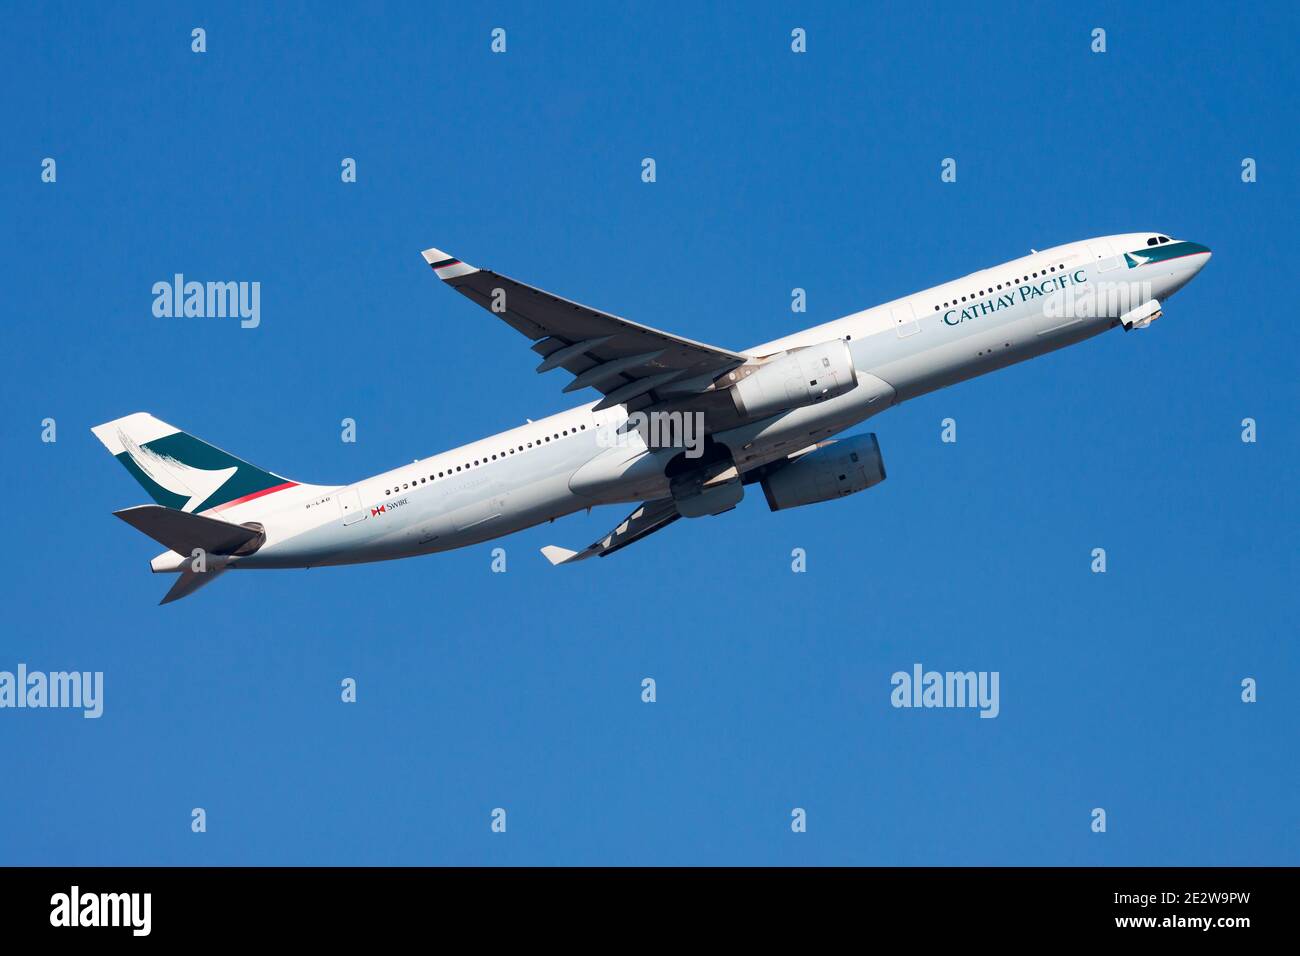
(1186, 242, 1212, 270)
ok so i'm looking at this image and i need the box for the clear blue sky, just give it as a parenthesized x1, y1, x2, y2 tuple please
(2, 1, 1296, 865)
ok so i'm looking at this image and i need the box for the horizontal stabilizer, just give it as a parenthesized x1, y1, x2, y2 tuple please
(159, 567, 229, 605)
(114, 505, 261, 556)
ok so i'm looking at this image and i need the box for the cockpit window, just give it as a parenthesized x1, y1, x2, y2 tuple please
(1158, 236, 1171, 243)
(1147, 237, 1159, 246)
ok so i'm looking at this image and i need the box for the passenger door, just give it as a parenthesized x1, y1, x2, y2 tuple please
(338, 488, 368, 525)
(1088, 239, 1122, 274)
(891, 301, 920, 338)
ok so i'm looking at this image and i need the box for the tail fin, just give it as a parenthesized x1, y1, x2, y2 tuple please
(91, 412, 300, 514)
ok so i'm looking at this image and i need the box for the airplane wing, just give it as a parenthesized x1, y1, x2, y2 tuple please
(540, 498, 680, 565)
(422, 247, 747, 411)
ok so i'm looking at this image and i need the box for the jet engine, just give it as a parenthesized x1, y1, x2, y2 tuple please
(730, 339, 858, 420)
(759, 433, 886, 512)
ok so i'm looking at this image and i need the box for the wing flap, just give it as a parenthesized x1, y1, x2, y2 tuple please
(541, 498, 681, 565)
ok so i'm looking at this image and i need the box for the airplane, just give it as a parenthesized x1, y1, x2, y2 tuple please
(94, 232, 1211, 603)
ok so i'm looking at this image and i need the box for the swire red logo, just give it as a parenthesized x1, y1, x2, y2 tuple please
(371, 505, 386, 517)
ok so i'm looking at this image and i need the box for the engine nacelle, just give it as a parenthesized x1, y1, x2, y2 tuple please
(760, 433, 886, 512)
(730, 339, 857, 420)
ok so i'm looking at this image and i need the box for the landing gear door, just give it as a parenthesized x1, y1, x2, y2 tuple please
(338, 488, 368, 525)
(891, 302, 920, 338)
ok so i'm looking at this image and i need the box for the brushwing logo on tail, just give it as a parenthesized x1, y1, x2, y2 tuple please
(117, 430, 236, 513)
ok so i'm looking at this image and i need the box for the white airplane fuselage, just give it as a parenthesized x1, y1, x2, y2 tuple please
(175, 232, 1213, 572)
